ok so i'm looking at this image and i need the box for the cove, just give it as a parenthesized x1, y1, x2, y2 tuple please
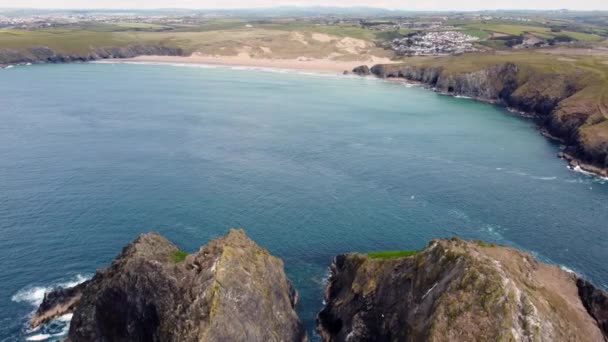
(0, 62, 607, 340)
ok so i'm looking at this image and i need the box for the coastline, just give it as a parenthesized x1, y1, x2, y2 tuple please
(114, 53, 394, 74)
(560, 152, 608, 179)
(357, 63, 608, 179)
(5, 53, 608, 179)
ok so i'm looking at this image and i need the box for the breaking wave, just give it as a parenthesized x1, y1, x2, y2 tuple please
(13, 275, 90, 342)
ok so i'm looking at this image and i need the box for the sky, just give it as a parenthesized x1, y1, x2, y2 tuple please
(1, 0, 607, 11)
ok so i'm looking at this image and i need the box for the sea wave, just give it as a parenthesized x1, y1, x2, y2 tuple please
(94, 61, 219, 69)
(12, 274, 90, 308)
(569, 165, 608, 182)
(530, 176, 558, 181)
(13, 275, 90, 342)
(560, 265, 577, 275)
(92, 60, 357, 78)
(24, 314, 71, 341)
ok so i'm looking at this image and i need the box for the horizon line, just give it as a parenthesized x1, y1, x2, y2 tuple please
(0, 6, 604, 12)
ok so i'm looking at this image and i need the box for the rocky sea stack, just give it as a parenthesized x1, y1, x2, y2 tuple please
(33, 232, 608, 341)
(32, 229, 306, 342)
(317, 238, 608, 342)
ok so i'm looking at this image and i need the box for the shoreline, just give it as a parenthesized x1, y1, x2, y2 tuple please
(5, 55, 608, 180)
(114, 54, 394, 74)
(361, 74, 608, 180)
(560, 152, 608, 179)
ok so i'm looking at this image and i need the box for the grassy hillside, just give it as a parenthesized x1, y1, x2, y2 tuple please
(385, 51, 608, 171)
(450, 20, 605, 44)
(0, 20, 394, 59)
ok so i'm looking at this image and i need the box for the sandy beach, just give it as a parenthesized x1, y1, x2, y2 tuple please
(116, 52, 394, 73)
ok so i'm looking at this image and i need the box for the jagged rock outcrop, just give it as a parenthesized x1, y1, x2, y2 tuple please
(366, 62, 608, 176)
(317, 238, 608, 342)
(0, 44, 187, 66)
(578, 278, 608, 336)
(30, 280, 90, 328)
(32, 230, 307, 342)
(352, 65, 371, 76)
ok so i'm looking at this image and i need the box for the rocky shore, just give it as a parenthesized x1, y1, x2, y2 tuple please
(352, 62, 608, 178)
(32, 230, 608, 342)
(0, 45, 186, 68)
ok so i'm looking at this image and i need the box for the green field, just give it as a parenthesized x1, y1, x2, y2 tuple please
(451, 20, 604, 42)
(0, 20, 395, 60)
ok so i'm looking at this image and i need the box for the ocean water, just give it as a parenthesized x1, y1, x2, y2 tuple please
(1, 62, 607, 341)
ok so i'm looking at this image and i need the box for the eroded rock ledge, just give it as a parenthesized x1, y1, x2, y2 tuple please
(352, 63, 608, 178)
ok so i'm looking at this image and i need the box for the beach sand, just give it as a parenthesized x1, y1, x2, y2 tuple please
(116, 52, 394, 73)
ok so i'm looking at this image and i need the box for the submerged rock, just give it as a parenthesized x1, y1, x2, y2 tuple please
(317, 238, 608, 342)
(33, 229, 306, 342)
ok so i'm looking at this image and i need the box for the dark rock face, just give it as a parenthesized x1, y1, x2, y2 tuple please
(369, 61, 608, 176)
(317, 238, 607, 342)
(352, 65, 371, 76)
(30, 280, 90, 327)
(0, 44, 186, 65)
(33, 230, 307, 342)
(577, 278, 608, 336)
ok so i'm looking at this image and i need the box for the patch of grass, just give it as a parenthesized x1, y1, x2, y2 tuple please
(458, 28, 491, 40)
(367, 250, 418, 259)
(475, 241, 497, 248)
(171, 250, 188, 263)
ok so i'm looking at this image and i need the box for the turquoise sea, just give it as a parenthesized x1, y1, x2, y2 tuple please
(0, 62, 607, 341)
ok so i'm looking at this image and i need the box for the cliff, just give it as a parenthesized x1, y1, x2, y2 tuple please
(32, 231, 608, 342)
(31, 230, 306, 342)
(317, 238, 608, 342)
(0, 44, 187, 66)
(355, 58, 608, 177)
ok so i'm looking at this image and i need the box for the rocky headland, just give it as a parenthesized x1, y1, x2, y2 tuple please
(0, 45, 186, 67)
(353, 59, 608, 178)
(317, 238, 608, 342)
(32, 230, 608, 341)
(31, 229, 306, 342)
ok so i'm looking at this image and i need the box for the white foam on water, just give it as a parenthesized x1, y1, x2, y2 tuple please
(14, 274, 91, 341)
(26, 333, 51, 341)
(93, 60, 354, 78)
(570, 165, 608, 182)
(560, 265, 577, 275)
(94, 61, 219, 69)
(57, 313, 73, 322)
(12, 274, 90, 307)
(531, 176, 557, 181)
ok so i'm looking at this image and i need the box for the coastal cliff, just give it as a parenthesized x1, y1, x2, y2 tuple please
(32, 231, 608, 342)
(31, 230, 306, 342)
(355, 60, 608, 177)
(317, 238, 608, 342)
(0, 44, 186, 66)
